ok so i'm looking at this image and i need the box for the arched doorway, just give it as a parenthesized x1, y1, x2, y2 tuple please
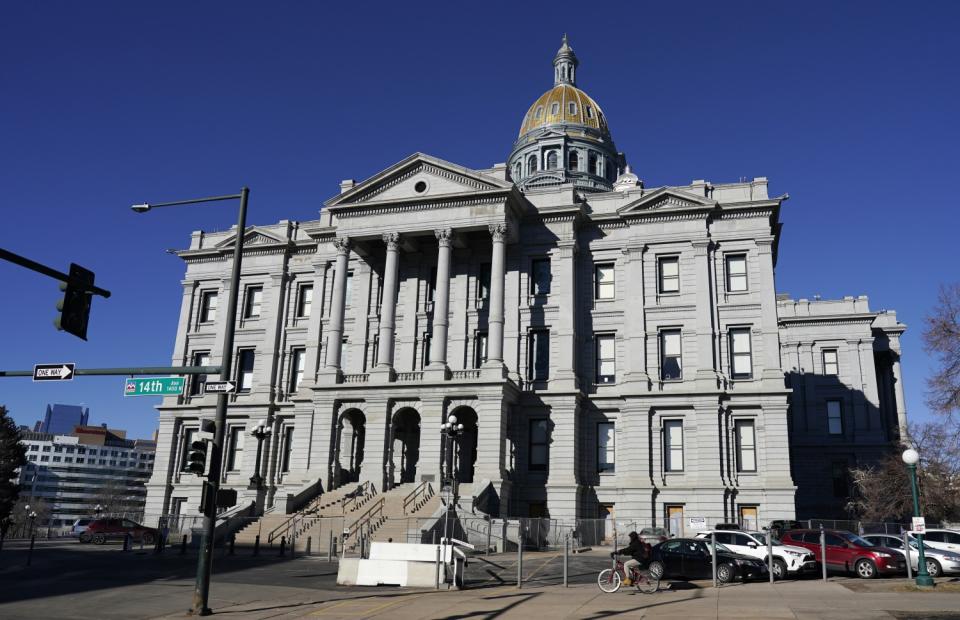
(389, 408, 421, 488)
(334, 410, 365, 486)
(441, 407, 478, 484)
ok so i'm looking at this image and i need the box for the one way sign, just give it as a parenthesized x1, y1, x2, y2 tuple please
(33, 363, 76, 382)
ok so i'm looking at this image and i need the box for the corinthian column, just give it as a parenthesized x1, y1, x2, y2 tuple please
(374, 232, 401, 379)
(483, 222, 508, 378)
(427, 229, 453, 378)
(321, 237, 350, 382)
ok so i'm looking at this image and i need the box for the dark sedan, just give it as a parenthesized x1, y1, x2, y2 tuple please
(649, 538, 769, 583)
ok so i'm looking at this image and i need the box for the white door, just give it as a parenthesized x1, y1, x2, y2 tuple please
(728, 532, 764, 560)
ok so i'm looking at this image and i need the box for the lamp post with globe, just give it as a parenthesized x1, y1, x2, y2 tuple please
(440, 414, 464, 584)
(902, 448, 935, 587)
(248, 419, 272, 490)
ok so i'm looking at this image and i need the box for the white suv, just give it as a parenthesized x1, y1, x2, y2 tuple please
(909, 529, 960, 554)
(695, 529, 816, 579)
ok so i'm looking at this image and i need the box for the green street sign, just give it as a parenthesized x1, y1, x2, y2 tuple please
(124, 376, 185, 397)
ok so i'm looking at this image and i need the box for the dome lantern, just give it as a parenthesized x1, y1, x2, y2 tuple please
(554, 34, 578, 86)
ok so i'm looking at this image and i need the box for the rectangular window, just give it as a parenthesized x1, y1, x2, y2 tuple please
(281, 426, 294, 473)
(726, 254, 748, 292)
(200, 291, 218, 323)
(474, 331, 488, 369)
(40, 455, 49, 462)
(344, 271, 354, 307)
(595, 334, 616, 384)
(237, 349, 255, 392)
(477, 263, 491, 303)
(244, 286, 263, 318)
(658, 256, 680, 294)
(832, 461, 848, 497)
(296, 285, 313, 318)
(529, 419, 548, 470)
(827, 400, 843, 435)
(664, 420, 684, 472)
(527, 329, 550, 381)
(420, 334, 431, 369)
(226, 426, 244, 471)
(340, 337, 349, 370)
(735, 420, 757, 472)
(530, 258, 552, 296)
(594, 263, 615, 300)
(729, 328, 753, 379)
(822, 349, 839, 375)
(598, 422, 615, 473)
(180, 429, 196, 472)
(190, 351, 211, 395)
(289, 347, 305, 392)
(52, 456, 61, 462)
(660, 329, 682, 380)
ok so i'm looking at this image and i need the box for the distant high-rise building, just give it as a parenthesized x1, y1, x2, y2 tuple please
(34, 403, 90, 434)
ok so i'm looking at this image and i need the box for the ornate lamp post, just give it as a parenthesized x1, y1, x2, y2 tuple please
(94, 503, 103, 518)
(248, 419, 272, 489)
(440, 414, 464, 583)
(28, 511, 37, 538)
(902, 448, 935, 587)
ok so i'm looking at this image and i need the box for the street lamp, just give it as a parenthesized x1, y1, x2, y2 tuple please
(902, 448, 935, 587)
(440, 414, 464, 585)
(248, 419, 272, 490)
(131, 188, 250, 616)
(28, 511, 37, 538)
(95, 503, 103, 517)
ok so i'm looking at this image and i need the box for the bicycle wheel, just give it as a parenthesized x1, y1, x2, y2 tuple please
(635, 573, 660, 594)
(597, 568, 622, 593)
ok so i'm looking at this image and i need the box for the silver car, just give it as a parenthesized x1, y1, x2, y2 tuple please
(71, 518, 94, 543)
(863, 533, 960, 578)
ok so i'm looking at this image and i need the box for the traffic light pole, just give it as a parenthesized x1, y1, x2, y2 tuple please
(0, 248, 112, 299)
(192, 188, 248, 616)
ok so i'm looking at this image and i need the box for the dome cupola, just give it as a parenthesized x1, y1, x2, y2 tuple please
(508, 36, 625, 193)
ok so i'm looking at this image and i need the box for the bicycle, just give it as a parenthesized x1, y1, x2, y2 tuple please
(598, 558, 660, 593)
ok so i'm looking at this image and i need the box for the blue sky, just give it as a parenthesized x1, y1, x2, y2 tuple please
(1, 1, 957, 439)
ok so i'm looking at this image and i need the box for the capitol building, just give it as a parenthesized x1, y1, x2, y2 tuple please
(145, 38, 909, 534)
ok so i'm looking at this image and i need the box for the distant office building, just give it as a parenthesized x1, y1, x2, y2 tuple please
(18, 425, 157, 528)
(34, 403, 90, 434)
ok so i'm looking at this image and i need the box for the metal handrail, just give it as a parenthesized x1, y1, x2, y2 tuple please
(341, 481, 375, 513)
(402, 481, 433, 515)
(348, 496, 385, 540)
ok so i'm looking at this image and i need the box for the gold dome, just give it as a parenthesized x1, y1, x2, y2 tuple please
(518, 84, 609, 138)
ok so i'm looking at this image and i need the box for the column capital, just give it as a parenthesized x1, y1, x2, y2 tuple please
(434, 228, 453, 247)
(382, 232, 400, 249)
(489, 222, 509, 242)
(755, 237, 775, 252)
(333, 236, 351, 255)
(690, 239, 712, 253)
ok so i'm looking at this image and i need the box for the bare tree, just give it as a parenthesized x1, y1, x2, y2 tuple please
(923, 283, 960, 420)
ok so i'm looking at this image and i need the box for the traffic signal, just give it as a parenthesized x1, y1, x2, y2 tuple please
(187, 439, 209, 476)
(54, 263, 95, 340)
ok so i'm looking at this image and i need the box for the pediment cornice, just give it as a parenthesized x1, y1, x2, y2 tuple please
(617, 187, 717, 218)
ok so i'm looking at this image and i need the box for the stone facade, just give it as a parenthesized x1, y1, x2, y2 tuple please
(145, 39, 908, 530)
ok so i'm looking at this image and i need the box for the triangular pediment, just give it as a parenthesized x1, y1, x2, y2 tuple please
(617, 187, 716, 216)
(325, 153, 513, 208)
(215, 227, 287, 249)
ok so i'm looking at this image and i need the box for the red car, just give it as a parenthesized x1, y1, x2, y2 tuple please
(780, 529, 906, 578)
(84, 518, 158, 545)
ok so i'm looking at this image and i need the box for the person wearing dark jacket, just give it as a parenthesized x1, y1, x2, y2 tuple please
(611, 531, 648, 585)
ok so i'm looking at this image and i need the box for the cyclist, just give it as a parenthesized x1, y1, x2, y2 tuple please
(610, 531, 648, 586)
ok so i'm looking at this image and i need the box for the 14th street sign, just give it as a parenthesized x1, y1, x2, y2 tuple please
(124, 376, 185, 397)
(33, 363, 75, 381)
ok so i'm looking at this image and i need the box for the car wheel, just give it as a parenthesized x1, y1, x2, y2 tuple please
(142, 532, 156, 545)
(855, 559, 877, 579)
(648, 561, 665, 579)
(717, 563, 735, 583)
(925, 559, 942, 579)
(772, 558, 788, 580)
(92, 533, 106, 545)
(79, 533, 90, 544)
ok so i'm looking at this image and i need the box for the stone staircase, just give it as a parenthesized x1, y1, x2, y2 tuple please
(326, 480, 441, 553)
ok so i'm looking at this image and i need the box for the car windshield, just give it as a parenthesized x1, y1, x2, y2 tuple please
(749, 533, 783, 546)
(841, 532, 874, 546)
(908, 539, 935, 551)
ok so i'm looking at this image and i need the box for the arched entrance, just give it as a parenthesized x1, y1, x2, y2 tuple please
(389, 408, 421, 488)
(441, 407, 478, 484)
(334, 410, 365, 486)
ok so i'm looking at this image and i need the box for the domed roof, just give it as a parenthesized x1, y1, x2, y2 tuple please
(518, 84, 610, 138)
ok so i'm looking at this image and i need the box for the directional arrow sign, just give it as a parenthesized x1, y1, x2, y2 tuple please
(33, 363, 75, 382)
(204, 381, 236, 394)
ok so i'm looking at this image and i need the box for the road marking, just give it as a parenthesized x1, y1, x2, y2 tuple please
(311, 594, 424, 617)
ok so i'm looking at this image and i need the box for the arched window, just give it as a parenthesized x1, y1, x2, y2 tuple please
(586, 106, 594, 119)
(568, 102, 577, 115)
(589, 152, 599, 176)
(527, 154, 538, 175)
(568, 151, 579, 171)
(546, 151, 558, 170)
(535, 106, 543, 119)
(514, 162, 522, 180)
(550, 102, 559, 115)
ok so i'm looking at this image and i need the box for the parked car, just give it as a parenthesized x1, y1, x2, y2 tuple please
(84, 518, 158, 545)
(863, 533, 960, 578)
(695, 530, 816, 579)
(638, 527, 670, 545)
(909, 529, 960, 555)
(649, 538, 769, 583)
(780, 529, 906, 578)
(769, 520, 804, 539)
(713, 523, 742, 531)
(71, 518, 94, 543)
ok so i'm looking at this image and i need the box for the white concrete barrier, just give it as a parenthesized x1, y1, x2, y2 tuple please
(337, 543, 448, 587)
